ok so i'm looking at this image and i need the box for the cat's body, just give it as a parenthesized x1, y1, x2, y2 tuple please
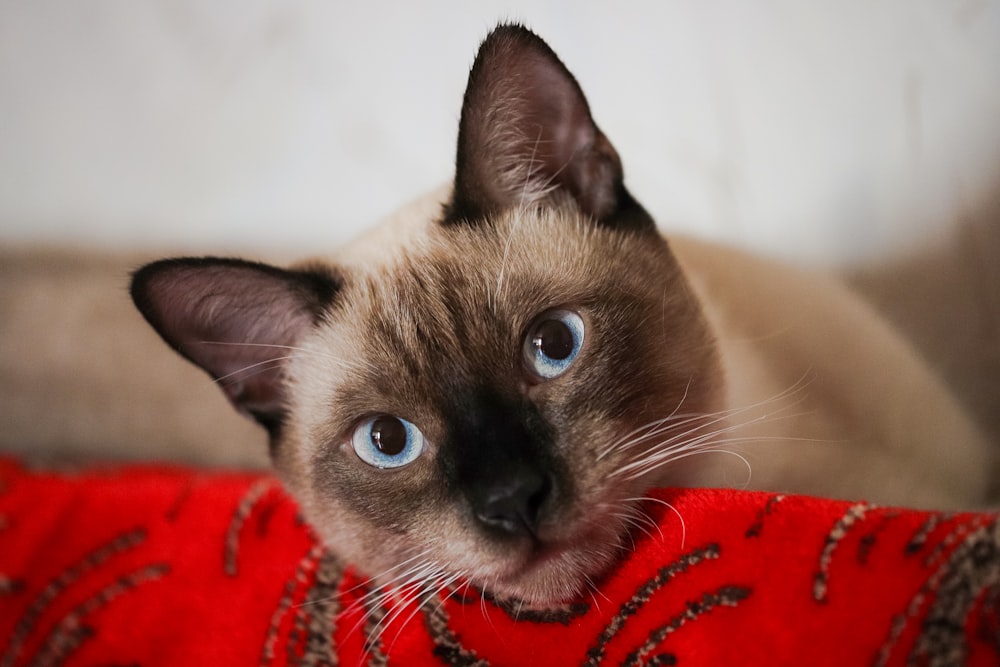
(4, 25, 993, 606)
(315, 183, 991, 510)
(669, 234, 990, 505)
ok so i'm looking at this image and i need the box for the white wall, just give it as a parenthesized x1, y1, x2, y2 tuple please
(1, 1, 998, 266)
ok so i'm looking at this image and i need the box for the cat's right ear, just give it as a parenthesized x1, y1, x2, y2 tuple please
(130, 257, 339, 435)
(444, 23, 653, 233)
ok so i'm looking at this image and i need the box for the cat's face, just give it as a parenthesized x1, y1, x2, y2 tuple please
(131, 24, 721, 603)
(276, 205, 720, 603)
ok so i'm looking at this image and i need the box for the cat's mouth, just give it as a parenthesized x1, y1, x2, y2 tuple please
(510, 538, 570, 572)
(480, 545, 615, 606)
(473, 494, 672, 605)
(472, 516, 630, 605)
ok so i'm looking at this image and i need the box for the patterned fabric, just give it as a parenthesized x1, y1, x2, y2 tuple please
(1, 458, 997, 666)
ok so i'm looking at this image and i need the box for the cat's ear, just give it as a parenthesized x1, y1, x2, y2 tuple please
(445, 23, 652, 231)
(130, 257, 339, 434)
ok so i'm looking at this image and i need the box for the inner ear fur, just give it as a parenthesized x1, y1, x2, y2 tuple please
(130, 257, 339, 434)
(445, 23, 653, 233)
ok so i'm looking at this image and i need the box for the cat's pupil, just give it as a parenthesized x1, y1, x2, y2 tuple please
(533, 320, 574, 361)
(371, 416, 407, 456)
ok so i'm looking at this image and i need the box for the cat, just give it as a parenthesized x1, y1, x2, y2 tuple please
(129, 24, 993, 605)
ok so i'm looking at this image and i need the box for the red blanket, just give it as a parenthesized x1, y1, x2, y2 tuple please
(1, 458, 997, 666)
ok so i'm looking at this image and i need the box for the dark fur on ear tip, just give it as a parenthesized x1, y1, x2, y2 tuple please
(442, 22, 657, 236)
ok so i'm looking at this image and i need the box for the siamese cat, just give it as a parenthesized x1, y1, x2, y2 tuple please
(130, 24, 992, 605)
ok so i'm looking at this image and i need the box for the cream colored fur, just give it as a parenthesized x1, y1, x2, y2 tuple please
(1, 186, 991, 511)
(670, 236, 991, 507)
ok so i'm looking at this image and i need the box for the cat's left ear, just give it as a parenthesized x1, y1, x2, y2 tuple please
(130, 257, 339, 436)
(445, 23, 653, 232)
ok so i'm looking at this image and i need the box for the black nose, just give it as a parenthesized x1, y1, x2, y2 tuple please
(474, 469, 551, 537)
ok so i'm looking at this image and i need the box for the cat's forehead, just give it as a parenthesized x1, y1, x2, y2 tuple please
(327, 186, 659, 295)
(344, 204, 649, 309)
(338, 206, 621, 349)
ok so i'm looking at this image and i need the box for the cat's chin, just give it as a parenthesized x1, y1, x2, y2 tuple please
(462, 493, 669, 605)
(469, 530, 626, 606)
(480, 555, 612, 606)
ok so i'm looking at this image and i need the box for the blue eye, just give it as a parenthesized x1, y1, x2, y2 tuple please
(523, 309, 585, 380)
(351, 415, 425, 469)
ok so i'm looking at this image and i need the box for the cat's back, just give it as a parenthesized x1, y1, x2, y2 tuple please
(667, 235, 994, 508)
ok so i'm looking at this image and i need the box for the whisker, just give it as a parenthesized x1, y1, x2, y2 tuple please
(620, 445, 755, 487)
(211, 356, 291, 385)
(613, 418, 836, 483)
(336, 551, 446, 642)
(603, 378, 817, 477)
(357, 576, 431, 648)
(632, 496, 687, 549)
(595, 377, 696, 462)
(379, 571, 463, 654)
(616, 512, 658, 542)
(197, 339, 380, 374)
(335, 549, 437, 601)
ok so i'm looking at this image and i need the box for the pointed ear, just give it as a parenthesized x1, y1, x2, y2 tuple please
(445, 24, 652, 231)
(130, 257, 339, 434)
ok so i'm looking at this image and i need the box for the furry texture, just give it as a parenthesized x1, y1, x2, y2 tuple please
(122, 24, 993, 607)
(0, 21, 990, 624)
(276, 206, 721, 603)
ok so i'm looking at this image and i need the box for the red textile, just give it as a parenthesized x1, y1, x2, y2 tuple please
(1, 457, 997, 666)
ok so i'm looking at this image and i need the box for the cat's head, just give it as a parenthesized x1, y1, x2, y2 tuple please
(131, 24, 722, 604)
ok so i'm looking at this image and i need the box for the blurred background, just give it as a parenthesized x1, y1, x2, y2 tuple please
(2, 1, 1000, 464)
(1, 0, 998, 266)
